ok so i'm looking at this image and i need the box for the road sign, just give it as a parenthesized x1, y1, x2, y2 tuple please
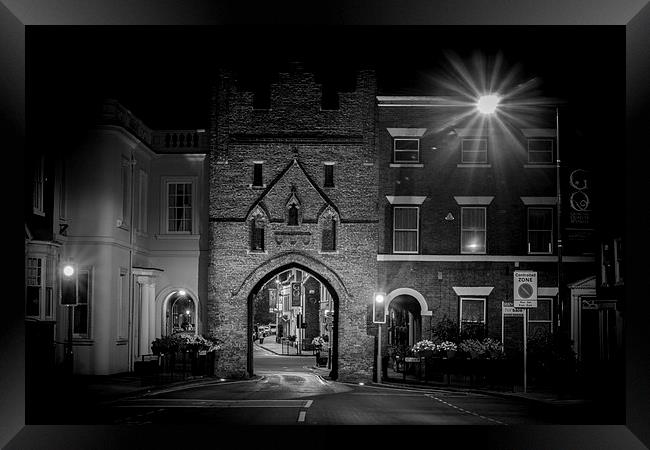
(513, 270, 537, 308)
(503, 305, 525, 317)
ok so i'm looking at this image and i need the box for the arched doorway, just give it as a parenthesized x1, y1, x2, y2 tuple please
(246, 263, 340, 380)
(164, 290, 199, 336)
(387, 295, 422, 349)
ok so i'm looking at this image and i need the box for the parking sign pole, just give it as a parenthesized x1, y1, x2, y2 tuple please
(523, 308, 528, 393)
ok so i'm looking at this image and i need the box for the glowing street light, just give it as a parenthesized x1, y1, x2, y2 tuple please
(63, 264, 75, 277)
(178, 290, 186, 297)
(476, 94, 500, 114)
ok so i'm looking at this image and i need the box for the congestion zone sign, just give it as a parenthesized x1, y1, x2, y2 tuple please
(513, 271, 537, 308)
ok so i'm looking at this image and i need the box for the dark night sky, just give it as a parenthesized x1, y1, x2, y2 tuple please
(26, 25, 626, 225)
(28, 26, 624, 132)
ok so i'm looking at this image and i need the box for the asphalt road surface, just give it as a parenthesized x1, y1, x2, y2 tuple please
(91, 344, 564, 425)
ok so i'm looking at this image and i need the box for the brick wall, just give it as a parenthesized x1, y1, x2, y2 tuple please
(208, 63, 377, 382)
(376, 99, 595, 353)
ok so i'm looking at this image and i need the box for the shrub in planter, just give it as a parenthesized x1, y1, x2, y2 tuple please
(482, 338, 505, 359)
(459, 339, 485, 358)
(412, 339, 438, 357)
(438, 340, 458, 358)
(432, 316, 459, 343)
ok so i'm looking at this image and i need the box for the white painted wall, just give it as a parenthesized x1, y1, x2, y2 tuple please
(58, 122, 207, 375)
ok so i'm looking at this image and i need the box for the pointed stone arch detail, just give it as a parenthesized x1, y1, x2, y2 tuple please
(246, 202, 270, 223)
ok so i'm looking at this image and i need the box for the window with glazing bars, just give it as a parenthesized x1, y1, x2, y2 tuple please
(73, 269, 90, 336)
(461, 207, 486, 253)
(393, 207, 418, 253)
(461, 138, 488, 163)
(527, 139, 554, 164)
(460, 297, 486, 330)
(393, 138, 420, 163)
(527, 207, 553, 254)
(26, 258, 42, 317)
(167, 182, 192, 232)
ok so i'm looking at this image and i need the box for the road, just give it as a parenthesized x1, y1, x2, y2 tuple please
(91, 344, 564, 425)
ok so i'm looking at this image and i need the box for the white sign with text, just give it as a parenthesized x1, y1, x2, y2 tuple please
(513, 270, 537, 308)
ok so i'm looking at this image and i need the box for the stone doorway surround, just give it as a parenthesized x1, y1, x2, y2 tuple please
(208, 251, 375, 382)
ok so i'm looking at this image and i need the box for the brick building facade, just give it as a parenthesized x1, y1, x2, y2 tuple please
(375, 96, 595, 358)
(207, 63, 378, 382)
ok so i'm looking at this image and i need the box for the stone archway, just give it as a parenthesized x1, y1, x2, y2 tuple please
(385, 288, 432, 318)
(155, 286, 201, 338)
(209, 251, 374, 382)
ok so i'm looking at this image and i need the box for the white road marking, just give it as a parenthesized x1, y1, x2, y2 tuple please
(424, 393, 507, 425)
(305, 400, 313, 408)
(297, 411, 306, 422)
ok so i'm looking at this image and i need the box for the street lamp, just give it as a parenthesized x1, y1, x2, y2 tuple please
(476, 94, 501, 115)
(374, 293, 386, 383)
(60, 262, 78, 375)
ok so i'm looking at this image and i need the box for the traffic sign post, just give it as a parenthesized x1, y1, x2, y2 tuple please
(514, 270, 538, 308)
(513, 271, 538, 393)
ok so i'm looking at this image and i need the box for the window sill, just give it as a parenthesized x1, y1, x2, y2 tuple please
(248, 184, 267, 189)
(457, 164, 491, 168)
(72, 338, 94, 345)
(393, 251, 419, 255)
(318, 250, 339, 255)
(528, 252, 553, 256)
(524, 164, 555, 169)
(154, 234, 199, 240)
(115, 339, 128, 346)
(33, 209, 45, 217)
(247, 250, 268, 255)
(390, 163, 424, 168)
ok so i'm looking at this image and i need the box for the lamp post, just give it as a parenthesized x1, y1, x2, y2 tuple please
(61, 262, 77, 375)
(555, 106, 564, 338)
(374, 293, 386, 383)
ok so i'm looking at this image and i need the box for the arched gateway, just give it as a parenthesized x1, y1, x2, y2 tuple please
(209, 252, 375, 382)
(208, 63, 378, 383)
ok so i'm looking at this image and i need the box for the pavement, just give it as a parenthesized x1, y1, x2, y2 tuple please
(60, 338, 587, 410)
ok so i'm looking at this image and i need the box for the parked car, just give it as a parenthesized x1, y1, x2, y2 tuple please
(269, 324, 277, 335)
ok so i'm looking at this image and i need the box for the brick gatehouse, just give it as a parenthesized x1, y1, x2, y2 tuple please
(207, 62, 378, 382)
